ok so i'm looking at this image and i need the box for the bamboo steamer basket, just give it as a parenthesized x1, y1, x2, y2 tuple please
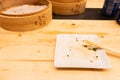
(0, 0, 52, 31)
(50, 0, 87, 15)
(51, 0, 84, 3)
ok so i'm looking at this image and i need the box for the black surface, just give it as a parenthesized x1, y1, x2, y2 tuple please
(53, 8, 116, 20)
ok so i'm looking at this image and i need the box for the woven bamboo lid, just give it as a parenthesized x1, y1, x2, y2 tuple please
(0, 0, 52, 31)
(50, 0, 87, 15)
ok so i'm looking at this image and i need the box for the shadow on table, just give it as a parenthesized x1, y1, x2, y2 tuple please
(53, 8, 115, 20)
(55, 67, 110, 71)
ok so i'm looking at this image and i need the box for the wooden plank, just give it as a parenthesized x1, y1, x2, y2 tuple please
(0, 61, 120, 80)
(0, 19, 120, 80)
(0, 0, 120, 79)
(86, 0, 104, 8)
(0, 20, 120, 61)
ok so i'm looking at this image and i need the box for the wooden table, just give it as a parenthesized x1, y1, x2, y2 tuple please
(0, 0, 120, 80)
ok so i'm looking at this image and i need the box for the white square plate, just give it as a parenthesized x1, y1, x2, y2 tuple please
(54, 34, 112, 69)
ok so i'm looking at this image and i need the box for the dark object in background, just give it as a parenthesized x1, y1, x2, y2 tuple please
(117, 15, 120, 24)
(102, 0, 120, 17)
(116, 8, 120, 24)
(53, 8, 115, 20)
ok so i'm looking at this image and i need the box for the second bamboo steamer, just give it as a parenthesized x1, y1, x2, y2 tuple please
(50, 0, 87, 15)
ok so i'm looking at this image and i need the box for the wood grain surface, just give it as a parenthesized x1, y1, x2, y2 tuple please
(0, 0, 120, 80)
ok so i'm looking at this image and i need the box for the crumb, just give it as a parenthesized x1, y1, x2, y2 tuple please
(67, 54, 70, 57)
(101, 35, 104, 38)
(71, 23, 76, 26)
(18, 34, 22, 37)
(88, 48, 92, 50)
(90, 60, 94, 63)
(82, 40, 85, 42)
(75, 38, 78, 42)
(83, 45, 88, 47)
(69, 49, 72, 51)
(95, 56, 98, 60)
(92, 48, 97, 52)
